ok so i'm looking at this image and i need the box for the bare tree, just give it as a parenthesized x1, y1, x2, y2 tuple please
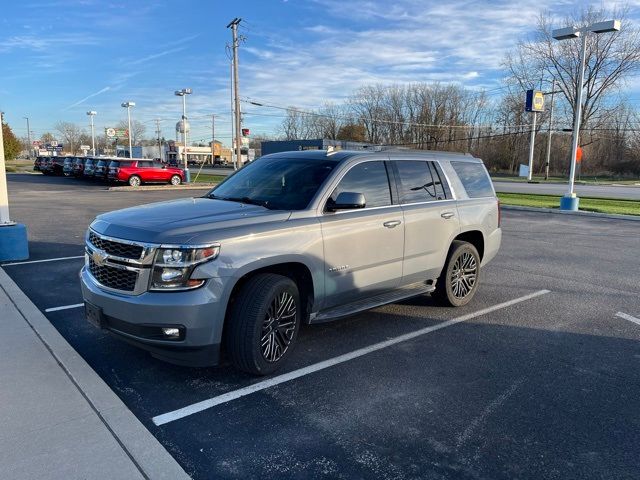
(504, 6, 640, 132)
(54, 122, 85, 154)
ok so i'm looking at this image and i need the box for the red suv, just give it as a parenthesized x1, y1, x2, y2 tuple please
(108, 159, 184, 187)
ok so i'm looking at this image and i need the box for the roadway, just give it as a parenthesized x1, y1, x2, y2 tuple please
(492, 181, 640, 200)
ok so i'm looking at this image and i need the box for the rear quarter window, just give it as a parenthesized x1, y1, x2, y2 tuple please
(450, 161, 494, 198)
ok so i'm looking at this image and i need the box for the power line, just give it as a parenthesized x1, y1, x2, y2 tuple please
(242, 97, 538, 130)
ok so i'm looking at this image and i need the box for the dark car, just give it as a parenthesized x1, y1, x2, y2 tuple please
(73, 157, 87, 177)
(33, 156, 47, 172)
(63, 157, 75, 176)
(107, 159, 134, 182)
(41, 157, 53, 174)
(93, 159, 111, 182)
(83, 158, 97, 178)
(41, 157, 64, 175)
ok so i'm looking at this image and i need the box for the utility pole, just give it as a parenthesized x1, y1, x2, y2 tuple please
(23, 117, 32, 160)
(227, 17, 242, 168)
(155, 119, 162, 160)
(211, 114, 215, 164)
(544, 79, 556, 180)
(527, 111, 537, 182)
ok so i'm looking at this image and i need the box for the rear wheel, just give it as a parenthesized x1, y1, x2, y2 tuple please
(433, 240, 480, 307)
(170, 175, 182, 185)
(128, 175, 141, 187)
(225, 273, 301, 375)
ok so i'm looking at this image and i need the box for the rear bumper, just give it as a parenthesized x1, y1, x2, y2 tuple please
(482, 227, 502, 266)
(80, 266, 227, 367)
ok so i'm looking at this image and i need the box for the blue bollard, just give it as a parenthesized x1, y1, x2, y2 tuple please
(0, 223, 29, 261)
(184, 168, 191, 184)
(559, 195, 580, 211)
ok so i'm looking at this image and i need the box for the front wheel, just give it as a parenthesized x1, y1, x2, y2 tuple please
(169, 175, 182, 185)
(433, 240, 481, 307)
(128, 175, 141, 187)
(225, 274, 301, 375)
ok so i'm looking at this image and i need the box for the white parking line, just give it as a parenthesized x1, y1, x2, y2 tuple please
(152, 289, 551, 426)
(615, 311, 640, 327)
(45, 303, 84, 313)
(2, 255, 84, 266)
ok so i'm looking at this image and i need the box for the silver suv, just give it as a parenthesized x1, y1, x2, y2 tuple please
(81, 149, 501, 375)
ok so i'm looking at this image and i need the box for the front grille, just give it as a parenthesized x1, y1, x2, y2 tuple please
(89, 231, 143, 259)
(89, 257, 138, 292)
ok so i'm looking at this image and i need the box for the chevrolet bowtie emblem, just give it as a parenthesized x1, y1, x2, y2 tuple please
(92, 250, 108, 267)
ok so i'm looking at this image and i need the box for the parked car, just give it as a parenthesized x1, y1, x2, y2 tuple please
(62, 157, 75, 176)
(33, 156, 47, 171)
(40, 157, 53, 174)
(108, 159, 184, 186)
(93, 159, 111, 182)
(41, 156, 65, 175)
(81, 149, 502, 375)
(73, 157, 88, 177)
(83, 158, 97, 178)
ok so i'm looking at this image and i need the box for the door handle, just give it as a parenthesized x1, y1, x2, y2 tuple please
(441, 212, 455, 219)
(383, 220, 402, 228)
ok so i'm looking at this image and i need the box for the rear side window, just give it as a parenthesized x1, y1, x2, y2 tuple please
(395, 161, 448, 203)
(330, 161, 391, 208)
(450, 161, 494, 198)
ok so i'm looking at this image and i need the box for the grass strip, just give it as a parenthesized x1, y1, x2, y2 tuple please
(497, 192, 640, 216)
(191, 174, 225, 184)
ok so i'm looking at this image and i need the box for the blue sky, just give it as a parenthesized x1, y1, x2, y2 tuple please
(1, 0, 638, 146)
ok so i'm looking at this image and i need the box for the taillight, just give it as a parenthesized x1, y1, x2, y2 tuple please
(497, 199, 501, 227)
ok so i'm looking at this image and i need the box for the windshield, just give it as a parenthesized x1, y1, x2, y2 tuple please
(208, 157, 337, 210)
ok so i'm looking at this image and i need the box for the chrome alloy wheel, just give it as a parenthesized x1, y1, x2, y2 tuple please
(450, 251, 477, 299)
(261, 291, 297, 362)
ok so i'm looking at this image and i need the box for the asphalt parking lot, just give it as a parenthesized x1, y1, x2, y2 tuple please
(3, 173, 640, 479)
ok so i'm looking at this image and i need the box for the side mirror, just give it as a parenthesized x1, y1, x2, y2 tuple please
(328, 192, 366, 211)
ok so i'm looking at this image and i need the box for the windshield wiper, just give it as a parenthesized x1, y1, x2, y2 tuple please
(218, 196, 271, 208)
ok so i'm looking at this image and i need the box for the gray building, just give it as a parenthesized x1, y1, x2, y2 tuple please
(261, 139, 374, 156)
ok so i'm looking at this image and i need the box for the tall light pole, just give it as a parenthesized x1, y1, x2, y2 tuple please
(552, 19, 621, 211)
(227, 18, 242, 168)
(121, 102, 135, 158)
(174, 88, 192, 179)
(86, 111, 97, 156)
(23, 117, 32, 160)
(544, 80, 556, 180)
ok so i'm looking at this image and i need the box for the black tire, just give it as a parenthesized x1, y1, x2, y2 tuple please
(225, 273, 301, 375)
(128, 175, 141, 187)
(169, 174, 182, 185)
(433, 240, 481, 307)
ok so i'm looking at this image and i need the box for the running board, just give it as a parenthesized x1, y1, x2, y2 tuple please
(310, 282, 436, 324)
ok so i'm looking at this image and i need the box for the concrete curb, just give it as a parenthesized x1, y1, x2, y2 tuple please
(0, 268, 191, 480)
(501, 204, 640, 222)
(108, 184, 215, 191)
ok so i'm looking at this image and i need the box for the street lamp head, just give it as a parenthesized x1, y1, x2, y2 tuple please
(175, 88, 192, 96)
(589, 19, 621, 34)
(174, 91, 184, 96)
(121, 102, 135, 108)
(87, 111, 97, 116)
(552, 26, 580, 40)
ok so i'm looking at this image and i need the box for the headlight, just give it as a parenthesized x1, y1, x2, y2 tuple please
(150, 245, 219, 291)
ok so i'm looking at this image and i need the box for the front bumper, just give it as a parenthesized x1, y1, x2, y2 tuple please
(80, 266, 226, 367)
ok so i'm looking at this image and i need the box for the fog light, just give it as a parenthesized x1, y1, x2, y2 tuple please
(162, 327, 180, 338)
(161, 268, 183, 282)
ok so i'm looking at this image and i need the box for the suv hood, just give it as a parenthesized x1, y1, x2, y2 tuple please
(91, 197, 291, 244)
